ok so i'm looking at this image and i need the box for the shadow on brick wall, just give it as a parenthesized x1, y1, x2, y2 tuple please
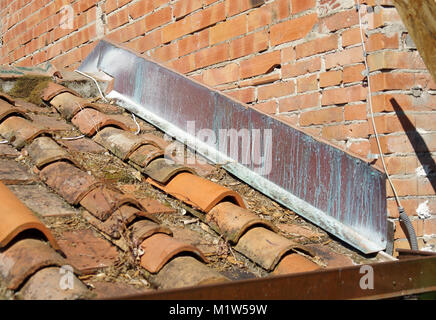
(391, 98, 436, 193)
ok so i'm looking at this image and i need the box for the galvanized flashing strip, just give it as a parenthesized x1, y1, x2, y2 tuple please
(79, 40, 387, 254)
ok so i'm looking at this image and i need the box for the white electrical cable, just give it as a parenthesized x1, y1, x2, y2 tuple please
(132, 112, 141, 135)
(356, 2, 402, 207)
(74, 70, 109, 102)
(61, 134, 85, 141)
(74, 69, 141, 135)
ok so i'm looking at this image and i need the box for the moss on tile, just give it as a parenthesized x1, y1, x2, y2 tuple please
(9, 75, 50, 106)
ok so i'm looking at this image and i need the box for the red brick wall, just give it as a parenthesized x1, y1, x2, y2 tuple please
(1, 0, 436, 252)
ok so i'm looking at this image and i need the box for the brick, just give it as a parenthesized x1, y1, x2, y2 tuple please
(394, 219, 424, 239)
(325, 46, 364, 69)
(239, 72, 281, 87)
(370, 73, 417, 92)
(202, 63, 239, 86)
(281, 47, 295, 64)
(343, 64, 365, 83)
(166, 53, 196, 73)
(322, 86, 367, 106)
(225, 0, 265, 17)
(368, 51, 426, 72)
(190, 2, 226, 33)
(195, 43, 228, 69)
(282, 57, 321, 78)
(370, 133, 436, 154)
(342, 27, 362, 47)
(107, 7, 129, 30)
(377, 156, 421, 178)
(270, 13, 317, 46)
(369, 7, 401, 30)
(225, 87, 255, 103)
(297, 74, 318, 93)
(320, 70, 342, 88)
(174, 0, 202, 19)
(129, 0, 154, 19)
(127, 30, 162, 53)
(229, 30, 268, 59)
(269, 0, 290, 21)
(161, 16, 192, 43)
(278, 92, 319, 112)
(239, 51, 281, 79)
(145, 7, 172, 31)
(151, 42, 179, 63)
(367, 32, 399, 52)
(291, 0, 315, 13)
(178, 34, 199, 56)
(247, 5, 271, 32)
(322, 123, 370, 140)
(347, 140, 370, 158)
(387, 198, 436, 219)
(322, 9, 359, 31)
(276, 114, 298, 126)
(118, 18, 146, 42)
(371, 114, 416, 135)
(344, 104, 367, 121)
(258, 81, 294, 100)
(424, 219, 436, 236)
(295, 35, 338, 59)
(210, 15, 247, 45)
(254, 100, 277, 114)
(300, 107, 343, 126)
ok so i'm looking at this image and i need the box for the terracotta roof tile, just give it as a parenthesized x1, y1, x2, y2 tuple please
(0, 239, 67, 290)
(0, 100, 30, 122)
(7, 184, 78, 217)
(50, 92, 103, 120)
(57, 137, 106, 154)
(147, 172, 246, 213)
(0, 117, 49, 149)
(41, 82, 80, 102)
(40, 161, 102, 205)
(0, 92, 16, 105)
(0, 159, 35, 185)
(93, 127, 161, 160)
(27, 136, 78, 169)
(207, 201, 278, 244)
(71, 108, 131, 136)
(0, 144, 20, 158)
(19, 267, 89, 300)
(129, 144, 164, 167)
(140, 233, 208, 274)
(272, 254, 320, 275)
(79, 186, 139, 221)
(56, 229, 119, 274)
(153, 256, 229, 290)
(0, 181, 59, 250)
(143, 158, 196, 184)
(82, 205, 156, 239)
(129, 220, 173, 247)
(234, 227, 314, 271)
(29, 114, 74, 132)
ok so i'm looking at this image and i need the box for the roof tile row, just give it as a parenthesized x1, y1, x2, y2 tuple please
(1, 89, 228, 291)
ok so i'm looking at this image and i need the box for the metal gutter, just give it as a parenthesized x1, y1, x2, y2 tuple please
(112, 256, 436, 300)
(78, 40, 388, 254)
